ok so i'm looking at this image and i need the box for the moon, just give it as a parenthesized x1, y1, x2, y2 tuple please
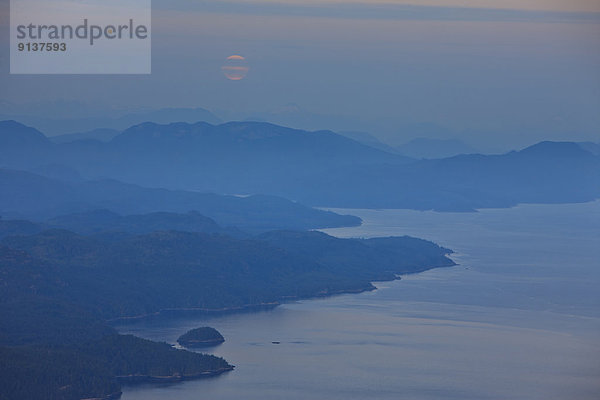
(222, 55, 249, 81)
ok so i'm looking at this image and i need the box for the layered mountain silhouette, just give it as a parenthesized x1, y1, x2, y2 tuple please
(50, 128, 121, 144)
(337, 131, 400, 154)
(1, 120, 598, 211)
(0, 168, 360, 231)
(0, 107, 221, 136)
(396, 137, 478, 159)
(0, 209, 247, 239)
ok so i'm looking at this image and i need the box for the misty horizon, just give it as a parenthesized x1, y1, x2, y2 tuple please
(1, 0, 599, 150)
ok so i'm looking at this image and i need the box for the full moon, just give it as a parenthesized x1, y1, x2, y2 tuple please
(222, 55, 249, 81)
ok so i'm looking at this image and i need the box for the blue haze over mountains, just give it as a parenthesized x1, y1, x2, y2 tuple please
(0, 107, 222, 136)
(1, 119, 598, 215)
(1, 115, 598, 400)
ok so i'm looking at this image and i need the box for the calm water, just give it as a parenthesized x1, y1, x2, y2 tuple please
(118, 202, 600, 400)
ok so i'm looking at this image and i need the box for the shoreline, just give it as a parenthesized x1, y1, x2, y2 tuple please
(82, 392, 123, 400)
(111, 261, 456, 326)
(112, 261, 457, 400)
(117, 366, 235, 385)
(85, 367, 235, 400)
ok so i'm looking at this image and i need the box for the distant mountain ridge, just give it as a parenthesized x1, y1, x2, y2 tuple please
(1, 120, 598, 211)
(338, 131, 400, 154)
(0, 120, 49, 150)
(0, 107, 221, 136)
(577, 141, 600, 156)
(0, 119, 411, 192)
(0, 209, 247, 239)
(50, 128, 121, 144)
(396, 137, 478, 159)
(0, 168, 360, 231)
(301, 140, 600, 210)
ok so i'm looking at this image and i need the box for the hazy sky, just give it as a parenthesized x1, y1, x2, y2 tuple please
(0, 0, 599, 149)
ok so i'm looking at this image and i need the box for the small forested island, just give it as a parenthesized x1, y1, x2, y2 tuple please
(178, 327, 225, 348)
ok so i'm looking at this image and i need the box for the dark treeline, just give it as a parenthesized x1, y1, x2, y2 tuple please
(0, 212, 453, 399)
(0, 335, 231, 400)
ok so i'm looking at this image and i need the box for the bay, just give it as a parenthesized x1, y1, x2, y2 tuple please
(118, 201, 600, 400)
